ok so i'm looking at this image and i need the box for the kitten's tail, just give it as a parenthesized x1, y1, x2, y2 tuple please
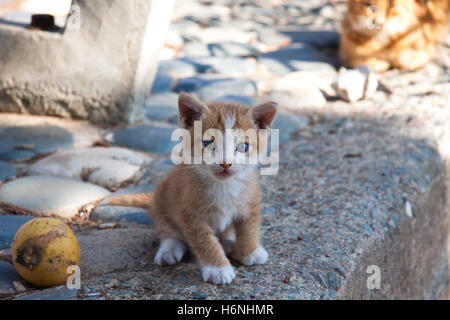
(106, 193, 154, 208)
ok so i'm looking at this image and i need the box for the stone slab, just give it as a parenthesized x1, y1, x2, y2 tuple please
(0, 215, 34, 250)
(0, 176, 110, 219)
(0, 125, 74, 162)
(259, 43, 337, 75)
(111, 125, 178, 155)
(0, 161, 15, 182)
(27, 147, 150, 190)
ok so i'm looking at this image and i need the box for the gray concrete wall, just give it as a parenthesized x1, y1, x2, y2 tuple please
(340, 172, 449, 299)
(0, 0, 174, 125)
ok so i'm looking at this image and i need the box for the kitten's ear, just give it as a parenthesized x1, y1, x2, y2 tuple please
(250, 101, 278, 129)
(178, 92, 209, 128)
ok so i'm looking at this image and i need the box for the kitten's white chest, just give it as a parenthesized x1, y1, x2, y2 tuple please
(208, 179, 244, 232)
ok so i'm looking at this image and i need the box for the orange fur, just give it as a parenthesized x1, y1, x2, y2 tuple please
(107, 193, 154, 208)
(107, 93, 277, 284)
(340, 0, 449, 72)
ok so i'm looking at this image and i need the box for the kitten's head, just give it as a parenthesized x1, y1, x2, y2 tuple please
(178, 92, 277, 181)
(346, 0, 391, 34)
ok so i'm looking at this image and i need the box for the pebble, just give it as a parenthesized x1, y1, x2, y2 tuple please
(97, 223, 121, 230)
(0, 215, 34, 250)
(336, 66, 378, 102)
(112, 125, 177, 155)
(27, 147, 150, 190)
(272, 113, 309, 144)
(0, 161, 15, 182)
(0, 125, 74, 162)
(105, 279, 120, 288)
(0, 176, 110, 219)
(262, 207, 277, 215)
(319, 5, 335, 19)
(405, 200, 413, 218)
(12, 281, 27, 292)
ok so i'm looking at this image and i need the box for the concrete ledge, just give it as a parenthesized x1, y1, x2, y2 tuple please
(341, 170, 448, 299)
(75, 115, 448, 299)
(0, 0, 174, 125)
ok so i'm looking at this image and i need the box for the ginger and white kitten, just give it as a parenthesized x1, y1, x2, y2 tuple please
(108, 93, 277, 285)
(340, 0, 449, 72)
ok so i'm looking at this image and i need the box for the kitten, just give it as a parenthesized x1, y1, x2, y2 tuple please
(340, 0, 449, 72)
(107, 93, 277, 285)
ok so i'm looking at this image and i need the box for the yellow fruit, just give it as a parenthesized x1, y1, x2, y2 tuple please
(12, 218, 81, 288)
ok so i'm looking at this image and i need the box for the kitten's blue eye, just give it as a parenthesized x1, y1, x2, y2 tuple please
(203, 140, 215, 150)
(236, 142, 249, 153)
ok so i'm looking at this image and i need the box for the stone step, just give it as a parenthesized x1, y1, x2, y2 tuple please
(70, 116, 448, 299)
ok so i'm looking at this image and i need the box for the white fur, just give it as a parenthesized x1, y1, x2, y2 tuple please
(155, 238, 186, 266)
(202, 264, 235, 285)
(383, 17, 410, 36)
(207, 177, 245, 232)
(225, 113, 235, 129)
(242, 246, 268, 266)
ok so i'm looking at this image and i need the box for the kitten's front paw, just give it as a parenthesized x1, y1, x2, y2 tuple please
(202, 264, 235, 285)
(155, 239, 186, 266)
(241, 246, 268, 266)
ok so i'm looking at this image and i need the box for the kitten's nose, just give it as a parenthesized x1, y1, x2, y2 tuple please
(220, 163, 232, 170)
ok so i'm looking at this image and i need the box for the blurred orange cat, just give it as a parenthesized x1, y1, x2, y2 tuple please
(340, 0, 449, 72)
